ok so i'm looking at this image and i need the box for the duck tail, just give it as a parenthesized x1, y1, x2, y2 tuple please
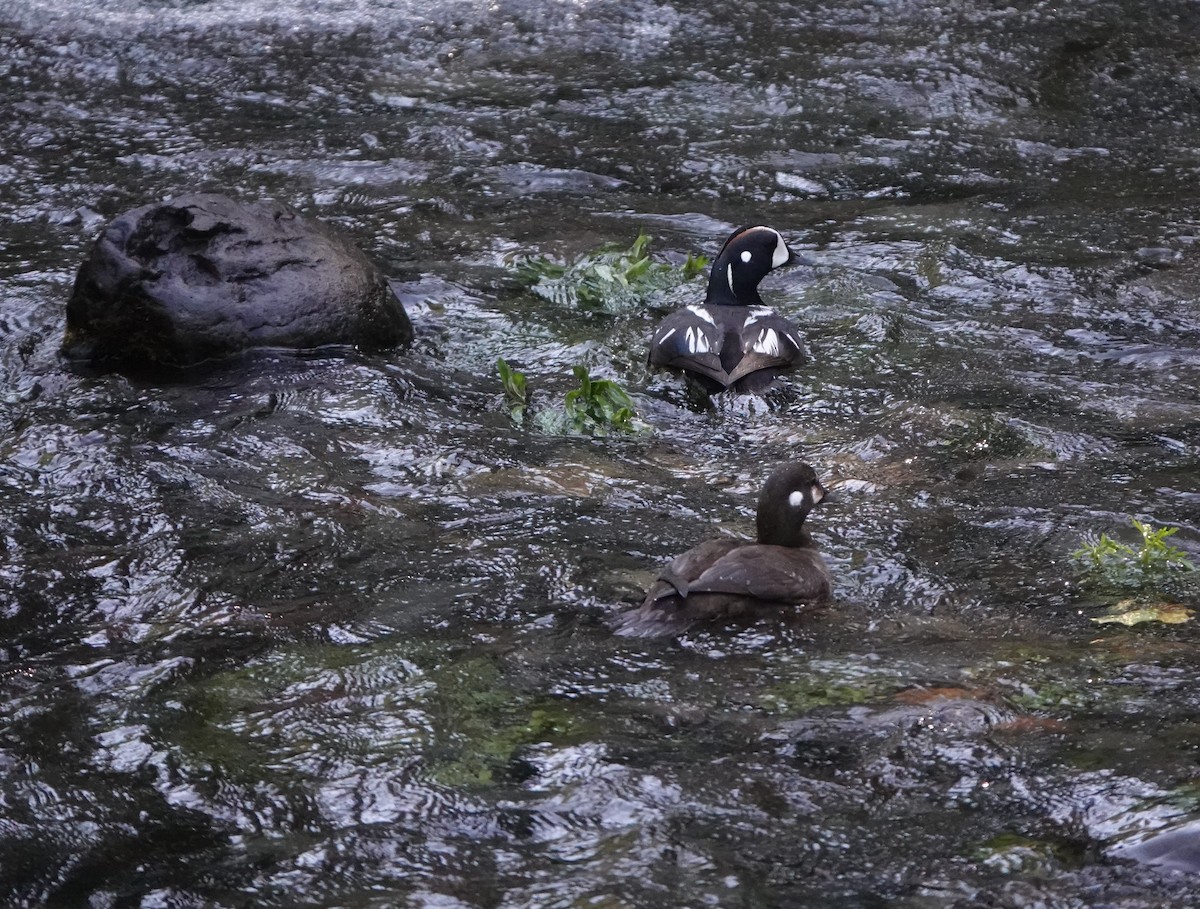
(611, 600, 696, 638)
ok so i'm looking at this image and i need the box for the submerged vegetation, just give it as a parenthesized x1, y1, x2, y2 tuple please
(944, 412, 1039, 461)
(1091, 600, 1194, 627)
(495, 358, 641, 435)
(1073, 519, 1197, 625)
(511, 232, 709, 312)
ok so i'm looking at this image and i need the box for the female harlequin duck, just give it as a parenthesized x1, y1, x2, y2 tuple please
(649, 225, 805, 393)
(615, 462, 832, 637)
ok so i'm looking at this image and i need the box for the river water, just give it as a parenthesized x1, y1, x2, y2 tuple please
(4, 0, 1200, 905)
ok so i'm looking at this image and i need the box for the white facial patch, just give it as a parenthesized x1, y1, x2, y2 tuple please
(752, 328, 781, 357)
(769, 229, 790, 269)
(788, 490, 805, 508)
(740, 250, 752, 263)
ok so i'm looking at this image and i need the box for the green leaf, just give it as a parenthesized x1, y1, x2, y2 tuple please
(682, 252, 711, 281)
(496, 358, 528, 424)
(563, 365, 639, 434)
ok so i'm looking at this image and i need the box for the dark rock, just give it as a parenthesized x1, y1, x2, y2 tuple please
(1110, 820, 1200, 872)
(1134, 246, 1184, 269)
(61, 193, 412, 367)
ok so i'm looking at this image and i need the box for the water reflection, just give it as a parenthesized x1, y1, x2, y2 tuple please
(4, 0, 1200, 904)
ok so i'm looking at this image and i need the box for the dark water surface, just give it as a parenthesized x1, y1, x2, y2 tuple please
(4, 0, 1200, 905)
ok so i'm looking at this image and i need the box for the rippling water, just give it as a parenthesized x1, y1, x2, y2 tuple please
(4, 0, 1200, 905)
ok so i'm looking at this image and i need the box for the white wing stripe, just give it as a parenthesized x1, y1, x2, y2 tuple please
(752, 328, 781, 357)
(686, 305, 716, 325)
(685, 326, 711, 354)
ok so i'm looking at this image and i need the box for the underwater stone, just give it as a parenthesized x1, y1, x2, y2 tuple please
(61, 193, 413, 368)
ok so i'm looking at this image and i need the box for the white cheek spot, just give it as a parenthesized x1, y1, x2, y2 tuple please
(770, 229, 790, 269)
(788, 490, 805, 508)
(740, 250, 752, 263)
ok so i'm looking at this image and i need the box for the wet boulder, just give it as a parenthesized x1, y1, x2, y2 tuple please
(61, 193, 413, 368)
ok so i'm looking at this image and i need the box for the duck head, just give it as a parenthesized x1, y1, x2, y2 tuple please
(705, 225, 796, 307)
(756, 462, 827, 548)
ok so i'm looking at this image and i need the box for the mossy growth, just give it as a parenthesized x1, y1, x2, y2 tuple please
(973, 832, 1079, 874)
(760, 679, 882, 713)
(1005, 678, 1100, 714)
(167, 645, 594, 792)
(158, 641, 432, 781)
(758, 660, 896, 715)
(420, 656, 586, 788)
(943, 412, 1039, 461)
(511, 232, 709, 313)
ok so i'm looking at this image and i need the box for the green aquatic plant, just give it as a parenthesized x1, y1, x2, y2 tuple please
(512, 232, 709, 312)
(564, 365, 635, 433)
(495, 359, 641, 435)
(1072, 518, 1196, 589)
(495, 357, 528, 424)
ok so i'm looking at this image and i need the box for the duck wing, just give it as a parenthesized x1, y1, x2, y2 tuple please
(643, 539, 742, 605)
(649, 306, 731, 387)
(688, 544, 831, 604)
(725, 310, 806, 386)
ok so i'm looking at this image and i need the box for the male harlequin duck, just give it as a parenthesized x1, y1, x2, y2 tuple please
(649, 225, 805, 393)
(615, 462, 832, 637)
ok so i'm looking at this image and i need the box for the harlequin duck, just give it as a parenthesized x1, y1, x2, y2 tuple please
(615, 462, 832, 637)
(649, 225, 805, 393)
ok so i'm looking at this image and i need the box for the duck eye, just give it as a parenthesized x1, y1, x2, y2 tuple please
(740, 250, 752, 263)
